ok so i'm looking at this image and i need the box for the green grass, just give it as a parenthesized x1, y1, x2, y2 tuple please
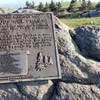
(60, 17, 100, 27)
(61, 1, 97, 9)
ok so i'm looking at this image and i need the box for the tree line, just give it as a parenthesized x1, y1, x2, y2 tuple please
(25, 0, 100, 13)
(68, 0, 100, 13)
(25, 1, 62, 14)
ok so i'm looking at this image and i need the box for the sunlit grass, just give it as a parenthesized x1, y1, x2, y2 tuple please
(60, 17, 100, 27)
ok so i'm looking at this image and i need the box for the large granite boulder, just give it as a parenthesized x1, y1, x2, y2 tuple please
(51, 82, 100, 100)
(55, 19, 100, 84)
(73, 26, 100, 61)
(0, 9, 100, 100)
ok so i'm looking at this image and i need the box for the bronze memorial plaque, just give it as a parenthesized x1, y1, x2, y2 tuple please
(0, 13, 61, 83)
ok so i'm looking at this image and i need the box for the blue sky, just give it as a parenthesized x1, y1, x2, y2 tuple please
(0, 0, 99, 9)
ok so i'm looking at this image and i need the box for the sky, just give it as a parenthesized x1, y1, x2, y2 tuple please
(0, 0, 99, 9)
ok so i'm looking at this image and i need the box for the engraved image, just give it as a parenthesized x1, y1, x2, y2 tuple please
(0, 53, 22, 75)
(35, 52, 53, 71)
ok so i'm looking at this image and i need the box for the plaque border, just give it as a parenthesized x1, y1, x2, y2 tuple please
(0, 12, 61, 83)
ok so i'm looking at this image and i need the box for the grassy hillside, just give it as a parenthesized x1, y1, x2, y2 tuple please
(61, 1, 97, 9)
(60, 17, 100, 27)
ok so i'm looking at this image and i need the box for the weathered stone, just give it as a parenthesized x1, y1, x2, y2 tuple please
(73, 26, 100, 61)
(51, 82, 100, 100)
(0, 83, 27, 100)
(56, 19, 100, 84)
(0, 9, 99, 100)
(15, 80, 53, 100)
(13, 8, 41, 13)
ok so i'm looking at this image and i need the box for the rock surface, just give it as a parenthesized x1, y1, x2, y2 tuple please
(51, 82, 100, 100)
(0, 9, 100, 100)
(73, 26, 100, 61)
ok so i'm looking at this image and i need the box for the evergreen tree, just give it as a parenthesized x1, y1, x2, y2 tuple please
(43, 2, 50, 12)
(56, 2, 62, 11)
(81, 0, 87, 10)
(68, 0, 80, 13)
(96, 1, 100, 9)
(87, 0, 94, 10)
(49, 1, 57, 12)
(26, 1, 30, 8)
(38, 2, 44, 11)
(30, 1, 35, 8)
(26, 1, 35, 9)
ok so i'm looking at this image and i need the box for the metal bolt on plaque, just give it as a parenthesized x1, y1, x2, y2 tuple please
(0, 13, 61, 83)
